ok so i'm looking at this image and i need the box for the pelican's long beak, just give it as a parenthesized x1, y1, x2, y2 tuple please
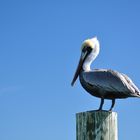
(71, 52, 88, 86)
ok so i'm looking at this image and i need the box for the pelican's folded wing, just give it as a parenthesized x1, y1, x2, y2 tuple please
(82, 69, 140, 97)
(121, 73, 140, 96)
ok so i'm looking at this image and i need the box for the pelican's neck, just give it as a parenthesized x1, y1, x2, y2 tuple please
(82, 36, 100, 72)
(82, 50, 99, 72)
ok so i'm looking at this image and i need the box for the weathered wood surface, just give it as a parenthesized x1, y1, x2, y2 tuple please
(76, 110, 118, 140)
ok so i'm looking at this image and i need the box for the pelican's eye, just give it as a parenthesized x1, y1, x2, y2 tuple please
(86, 46, 92, 53)
(82, 46, 92, 54)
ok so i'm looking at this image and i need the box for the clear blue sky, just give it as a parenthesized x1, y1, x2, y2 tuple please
(0, 0, 140, 139)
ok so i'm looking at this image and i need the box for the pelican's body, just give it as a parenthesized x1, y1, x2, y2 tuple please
(80, 69, 140, 99)
(71, 37, 140, 111)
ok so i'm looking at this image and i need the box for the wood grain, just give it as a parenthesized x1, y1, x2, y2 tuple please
(76, 110, 118, 140)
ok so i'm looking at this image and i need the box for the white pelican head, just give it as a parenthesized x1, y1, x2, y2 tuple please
(71, 37, 100, 86)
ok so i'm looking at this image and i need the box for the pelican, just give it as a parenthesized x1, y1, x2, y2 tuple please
(71, 37, 140, 111)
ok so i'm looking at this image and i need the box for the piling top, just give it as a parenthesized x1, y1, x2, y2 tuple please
(76, 110, 117, 116)
(76, 110, 118, 140)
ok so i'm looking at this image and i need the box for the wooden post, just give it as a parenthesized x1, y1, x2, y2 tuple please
(76, 110, 118, 140)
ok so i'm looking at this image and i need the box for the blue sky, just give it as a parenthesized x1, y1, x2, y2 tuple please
(0, 0, 140, 139)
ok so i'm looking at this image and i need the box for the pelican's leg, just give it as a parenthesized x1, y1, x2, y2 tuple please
(98, 98, 104, 111)
(109, 99, 115, 111)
